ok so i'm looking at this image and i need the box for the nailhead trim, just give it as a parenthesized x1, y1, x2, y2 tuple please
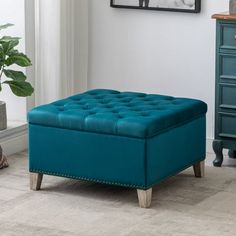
(30, 169, 146, 189)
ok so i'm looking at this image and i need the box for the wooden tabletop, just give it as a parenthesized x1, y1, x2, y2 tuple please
(212, 12, 236, 20)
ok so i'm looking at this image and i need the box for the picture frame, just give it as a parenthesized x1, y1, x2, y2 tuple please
(110, 0, 201, 13)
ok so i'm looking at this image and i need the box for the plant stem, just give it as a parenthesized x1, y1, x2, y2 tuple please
(0, 65, 4, 83)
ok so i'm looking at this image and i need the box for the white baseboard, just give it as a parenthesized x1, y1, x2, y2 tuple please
(0, 124, 28, 156)
(1, 133, 28, 156)
(206, 138, 213, 154)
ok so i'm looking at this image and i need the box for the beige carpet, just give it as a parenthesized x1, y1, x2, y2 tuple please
(1, 152, 236, 236)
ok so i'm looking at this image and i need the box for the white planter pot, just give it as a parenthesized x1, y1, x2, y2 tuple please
(0, 101, 7, 131)
(230, 0, 236, 15)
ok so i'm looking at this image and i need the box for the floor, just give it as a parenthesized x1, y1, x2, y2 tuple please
(1, 152, 236, 236)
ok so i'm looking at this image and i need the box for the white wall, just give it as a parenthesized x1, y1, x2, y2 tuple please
(88, 0, 229, 140)
(0, 0, 26, 121)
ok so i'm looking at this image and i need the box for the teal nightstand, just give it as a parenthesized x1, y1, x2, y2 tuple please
(212, 12, 236, 166)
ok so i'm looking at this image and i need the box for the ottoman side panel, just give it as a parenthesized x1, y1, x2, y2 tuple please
(29, 124, 146, 189)
(146, 116, 206, 188)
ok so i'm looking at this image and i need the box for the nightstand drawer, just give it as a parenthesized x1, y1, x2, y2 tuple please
(219, 83, 236, 110)
(219, 112, 236, 138)
(219, 54, 236, 78)
(219, 23, 236, 50)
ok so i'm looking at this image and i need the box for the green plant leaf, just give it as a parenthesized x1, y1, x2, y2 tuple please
(3, 80, 34, 97)
(0, 23, 14, 31)
(1, 39, 19, 55)
(0, 45, 4, 65)
(7, 49, 19, 56)
(5, 52, 32, 67)
(3, 69, 26, 81)
(0, 44, 3, 55)
(0, 24, 34, 96)
(0, 36, 21, 43)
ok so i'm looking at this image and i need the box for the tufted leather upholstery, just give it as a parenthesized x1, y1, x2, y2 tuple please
(28, 89, 207, 138)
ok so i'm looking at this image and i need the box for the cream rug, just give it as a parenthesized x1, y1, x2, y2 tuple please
(0, 152, 236, 236)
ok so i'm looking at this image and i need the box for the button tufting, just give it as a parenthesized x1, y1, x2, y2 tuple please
(141, 112, 150, 117)
(28, 89, 207, 138)
(70, 97, 80, 101)
(149, 102, 156, 106)
(138, 94, 146, 97)
(53, 104, 63, 107)
(172, 101, 181, 105)
(132, 108, 141, 112)
(89, 111, 96, 115)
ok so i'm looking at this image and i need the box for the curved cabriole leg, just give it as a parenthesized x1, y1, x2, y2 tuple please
(30, 173, 43, 191)
(193, 160, 205, 178)
(137, 188, 152, 208)
(139, 0, 143, 7)
(228, 150, 236, 159)
(213, 140, 223, 167)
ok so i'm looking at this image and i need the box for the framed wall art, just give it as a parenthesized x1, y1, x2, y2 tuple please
(110, 0, 201, 13)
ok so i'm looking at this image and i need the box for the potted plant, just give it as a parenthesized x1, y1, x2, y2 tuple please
(0, 23, 33, 130)
(0, 23, 34, 169)
(230, 0, 236, 14)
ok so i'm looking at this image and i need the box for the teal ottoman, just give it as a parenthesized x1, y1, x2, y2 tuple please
(28, 89, 207, 208)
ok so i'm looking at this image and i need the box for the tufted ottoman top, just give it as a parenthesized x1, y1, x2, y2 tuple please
(28, 89, 207, 138)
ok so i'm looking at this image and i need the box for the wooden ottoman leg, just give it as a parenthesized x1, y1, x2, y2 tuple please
(193, 160, 205, 178)
(30, 173, 43, 191)
(137, 188, 152, 208)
